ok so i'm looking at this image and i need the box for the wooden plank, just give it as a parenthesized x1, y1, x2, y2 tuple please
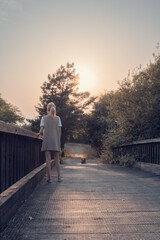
(5, 134, 10, 189)
(133, 138, 160, 144)
(9, 134, 14, 186)
(0, 121, 38, 138)
(0, 133, 6, 193)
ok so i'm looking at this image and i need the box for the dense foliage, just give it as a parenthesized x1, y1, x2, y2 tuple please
(0, 94, 24, 124)
(87, 53, 160, 158)
(86, 94, 110, 155)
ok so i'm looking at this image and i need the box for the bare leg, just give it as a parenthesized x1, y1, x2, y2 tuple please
(53, 151, 61, 181)
(45, 151, 51, 181)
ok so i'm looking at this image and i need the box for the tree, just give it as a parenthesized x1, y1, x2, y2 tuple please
(86, 50, 160, 159)
(110, 53, 160, 141)
(86, 93, 110, 156)
(32, 62, 96, 153)
(0, 94, 24, 124)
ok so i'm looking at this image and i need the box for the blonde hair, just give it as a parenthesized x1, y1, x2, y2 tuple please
(47, 102, 56, 116)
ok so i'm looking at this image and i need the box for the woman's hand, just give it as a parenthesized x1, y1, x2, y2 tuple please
(37, 132, 42, 138)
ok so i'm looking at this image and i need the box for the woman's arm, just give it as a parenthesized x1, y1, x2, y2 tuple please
(39, 126, 44, 135)
(37, 126, 44, 137)
(37, 116, 44, 137)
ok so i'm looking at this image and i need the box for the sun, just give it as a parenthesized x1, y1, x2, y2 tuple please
(76, 66, 96, 92)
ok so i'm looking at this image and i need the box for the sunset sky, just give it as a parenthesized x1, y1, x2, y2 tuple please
(0, 0, 160, 119)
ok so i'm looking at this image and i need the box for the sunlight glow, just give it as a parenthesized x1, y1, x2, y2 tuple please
(77, 66, 96, 92)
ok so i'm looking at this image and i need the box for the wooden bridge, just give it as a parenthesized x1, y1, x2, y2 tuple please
(0, 121, 160, 239)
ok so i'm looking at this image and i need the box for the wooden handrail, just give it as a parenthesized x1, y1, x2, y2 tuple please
(133, 138, 160, 144)
(0, 121, 37, 138)
(0, 121, 44, 193)
(113, 137, 160, 165)
(115, 138, 160, 148)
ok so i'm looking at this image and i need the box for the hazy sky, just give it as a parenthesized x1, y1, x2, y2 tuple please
(0, 0, 160, 119)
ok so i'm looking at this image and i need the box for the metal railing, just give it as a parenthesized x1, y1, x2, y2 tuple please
(113, 138, 160, 165)
(0, 121, 44, 193)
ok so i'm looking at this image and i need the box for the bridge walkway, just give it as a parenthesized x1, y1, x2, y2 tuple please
(1, 157, 160, 240)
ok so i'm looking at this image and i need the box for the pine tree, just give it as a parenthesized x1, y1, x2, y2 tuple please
(33, 62, 96, 153)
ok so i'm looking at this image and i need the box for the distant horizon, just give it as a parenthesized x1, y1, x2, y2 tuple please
(1, 0, 160, 119)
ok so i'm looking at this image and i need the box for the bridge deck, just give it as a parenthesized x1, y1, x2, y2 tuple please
(1, 158, 160, 240)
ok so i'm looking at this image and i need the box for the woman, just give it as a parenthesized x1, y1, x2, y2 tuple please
(38, 102, 62, 183)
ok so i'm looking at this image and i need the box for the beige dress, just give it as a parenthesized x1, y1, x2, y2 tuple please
(41, 115, 62, 152)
